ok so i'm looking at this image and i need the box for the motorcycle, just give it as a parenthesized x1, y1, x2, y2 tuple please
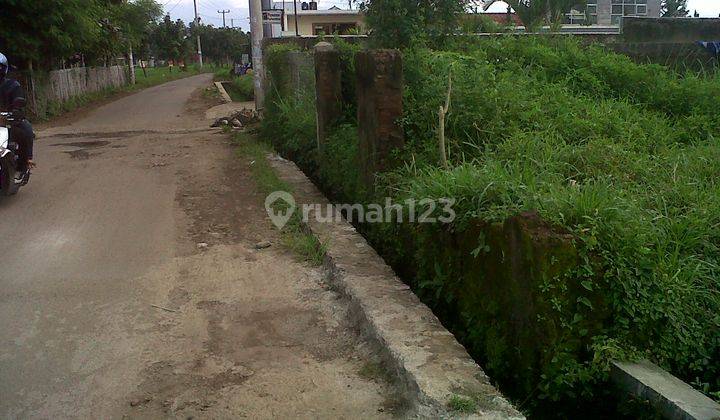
(0, 98, 31, 196)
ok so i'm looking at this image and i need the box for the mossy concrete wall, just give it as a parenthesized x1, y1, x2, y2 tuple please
(393, 211, 608, 400)
(611, 17, 720, 70)
(265, 50, 314, 101)
(608, 41, 718, 71)
(314, 43, 343, 149)
(622, 17, 720, 43)
(355, 50, 404, 186)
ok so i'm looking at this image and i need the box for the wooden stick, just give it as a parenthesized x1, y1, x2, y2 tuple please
(438, 71, 452, 169)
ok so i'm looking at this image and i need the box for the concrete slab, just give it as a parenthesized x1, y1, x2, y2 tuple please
(214, 81, 233, 103)
(611, 360, 720, 420)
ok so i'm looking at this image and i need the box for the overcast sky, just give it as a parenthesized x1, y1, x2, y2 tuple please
(162, 0, 352, 31)
(163, 0, 720, 31)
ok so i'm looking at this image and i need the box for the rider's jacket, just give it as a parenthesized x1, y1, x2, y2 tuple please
(0, 78, 26, 113)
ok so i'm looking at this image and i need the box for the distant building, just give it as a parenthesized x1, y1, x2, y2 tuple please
(269, 2, 364, 37)
(481, 0, 662, 27)
(570, 0, 662, 25)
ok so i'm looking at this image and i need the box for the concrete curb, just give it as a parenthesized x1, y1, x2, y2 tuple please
(267, 155, 524, 419)
(214, 81, 233, 103)
(611, 360, 720, 420)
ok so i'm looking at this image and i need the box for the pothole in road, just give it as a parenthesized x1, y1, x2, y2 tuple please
(51, 140, 111, 160)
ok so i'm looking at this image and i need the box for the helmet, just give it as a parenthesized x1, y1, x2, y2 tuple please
(0, 53, 7, 79)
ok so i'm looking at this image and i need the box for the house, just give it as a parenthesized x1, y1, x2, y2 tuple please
(571, 0, 662, 25)
(269, 2, 365, 37)
(481, 0, 662, 26)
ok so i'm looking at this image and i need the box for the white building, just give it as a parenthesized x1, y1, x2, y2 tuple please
(269, 2, 364, 37)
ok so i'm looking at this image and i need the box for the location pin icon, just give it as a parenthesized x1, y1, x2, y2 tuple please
(265, 191, 296, 229)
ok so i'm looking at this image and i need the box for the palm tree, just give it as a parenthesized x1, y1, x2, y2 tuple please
(480, 0, 587, 30)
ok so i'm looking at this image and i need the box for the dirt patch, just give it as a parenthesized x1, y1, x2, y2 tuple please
(174, 134, 275, 248)
(118, 90, 400, 419)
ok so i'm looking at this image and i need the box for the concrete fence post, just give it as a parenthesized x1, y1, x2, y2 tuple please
(313, 42, 342, 150)
(355, 49, 404, 186)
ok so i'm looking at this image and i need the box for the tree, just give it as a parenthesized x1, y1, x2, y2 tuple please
(502, 0, 547, 29)
(192, 25, 250, 66)
(360, 0, 468, 48)
(150, 15, 192, 63)
(661, 0, 689, 17)
(117, 0, 164, 50)
(0, 0, 163, 70)
(0, 0, 105, 69)
(481, 0, 587, 30)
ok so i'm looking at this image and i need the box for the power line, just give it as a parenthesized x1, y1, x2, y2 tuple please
(166, 0, 184, 14)
(199, 3, 219, 14)
(203, 0, 227, 11)
(218, 9, 231, 27)
(199, 13, 223, 21)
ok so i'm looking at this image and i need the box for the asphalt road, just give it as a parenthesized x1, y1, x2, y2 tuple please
(0, 74, 393, 418)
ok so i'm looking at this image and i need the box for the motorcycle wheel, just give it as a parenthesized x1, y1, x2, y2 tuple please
(0, 156, 19, 196)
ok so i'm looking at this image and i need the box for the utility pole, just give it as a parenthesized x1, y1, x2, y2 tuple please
(128, 43, 136, 84)
(193, 0, 203, 67)
(231, 18, 234, 28)
(249, 0, 264, 111)
(218, 9, 230, 27)
(261, 0, 272, 37)
(293, 0, 299, 36)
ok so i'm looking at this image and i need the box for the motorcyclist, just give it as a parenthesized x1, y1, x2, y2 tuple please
(0, 52, 34, 173)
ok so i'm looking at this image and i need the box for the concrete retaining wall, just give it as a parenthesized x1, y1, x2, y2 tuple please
(263, 40, 720, 418)
(621, 17, 720, 43)
(268, 155, 525, 418)
(607, 41, 718, 70)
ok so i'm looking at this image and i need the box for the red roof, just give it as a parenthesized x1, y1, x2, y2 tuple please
(483, 12, 523, 26)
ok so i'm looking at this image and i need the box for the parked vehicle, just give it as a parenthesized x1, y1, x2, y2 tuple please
(0, 104, 31, 196)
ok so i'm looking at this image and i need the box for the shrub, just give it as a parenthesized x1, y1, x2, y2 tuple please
(230, 74, 254, 101)
(391, 41, 720, 410)
(262, 36, 720, 414)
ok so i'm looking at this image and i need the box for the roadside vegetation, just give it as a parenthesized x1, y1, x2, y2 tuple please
(262, 35, 720, 415)
(3, 0, 251, 120)
(216, 73, 254, 102)
(232, 131, 326, 265)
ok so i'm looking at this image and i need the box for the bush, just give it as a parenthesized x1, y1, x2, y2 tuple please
(262, 36, 720, 414)
(391, 40, 720, 410)
(230, 74, 254, 101)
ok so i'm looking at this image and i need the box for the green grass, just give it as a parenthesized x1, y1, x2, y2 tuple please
(392, 41, 720, 404)
(225, 75, 254, 102)
(447, 395, 477, 413)
(232, 131, 327, 265)
(261, 37, 720, 413)
(212, 67, 255, 102)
